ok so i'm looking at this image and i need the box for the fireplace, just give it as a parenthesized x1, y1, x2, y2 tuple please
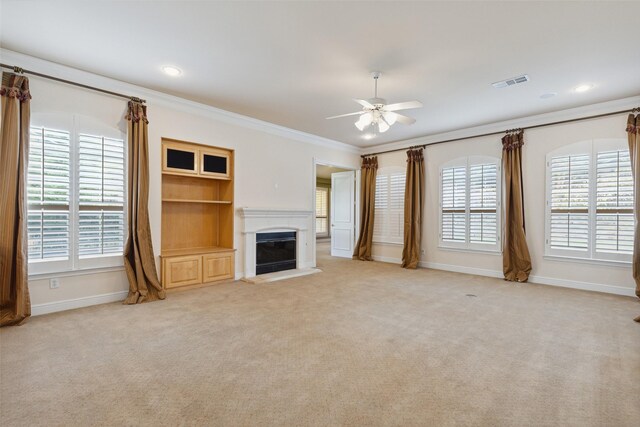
(256, 232, 296, 275)
(240, 208, 318, 281)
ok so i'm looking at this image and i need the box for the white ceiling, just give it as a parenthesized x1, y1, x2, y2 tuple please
(1, 1, 639, 148)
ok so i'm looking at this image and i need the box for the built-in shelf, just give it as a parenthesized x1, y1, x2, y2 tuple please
(161, 138, 234, 290)
(162, 198, 232, 204)
(162, 246, 235, 257)
(161, 171, 232, 181)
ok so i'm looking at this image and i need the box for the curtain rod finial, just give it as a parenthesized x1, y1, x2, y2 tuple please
(13, 66, 24, 74)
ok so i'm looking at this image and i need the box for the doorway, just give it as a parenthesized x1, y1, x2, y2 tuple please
(313, 160, 359, 263)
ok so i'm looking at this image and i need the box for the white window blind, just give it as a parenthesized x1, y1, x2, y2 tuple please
(469, 164, 498, 244)
(27, 123, 126, 274)
(27, 127, 71, 262)
(78, 134, 125, 257)
(595, 150, 633, 254)
(315, 187, 329, 236)
(548, 154, 590, 250)
(440, 157, 500, 251)
(374, 168, 405, 244)
(441, 166, 466, 242)
(545, 140, 633, 263)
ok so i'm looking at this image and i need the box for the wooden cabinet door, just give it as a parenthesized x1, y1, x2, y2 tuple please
(163, 255, 202, 288)
(163, 142, 198, 175)
(199, 148, 230, 178)
(203, 252, 234, 282)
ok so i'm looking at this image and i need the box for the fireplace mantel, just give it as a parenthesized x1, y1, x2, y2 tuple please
(240, 208, 313, 221)
(239, 208, 316, 280)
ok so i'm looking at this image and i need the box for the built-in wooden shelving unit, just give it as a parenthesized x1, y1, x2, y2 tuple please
(160, 138, 235, 290)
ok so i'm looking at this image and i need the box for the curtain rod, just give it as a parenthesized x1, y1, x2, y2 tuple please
(361, 106, 640, 157)
(0, 63, 146, 104)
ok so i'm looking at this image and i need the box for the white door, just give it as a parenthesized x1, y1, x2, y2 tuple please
(331, 171, 355, 258)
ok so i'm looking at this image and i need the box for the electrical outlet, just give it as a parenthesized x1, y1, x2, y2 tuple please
(49, 278, 60, 289)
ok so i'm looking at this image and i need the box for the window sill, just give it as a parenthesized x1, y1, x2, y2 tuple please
(438, 245, 502, 256)
(28, 265, 125, 281)
(543, 255, 631, 268)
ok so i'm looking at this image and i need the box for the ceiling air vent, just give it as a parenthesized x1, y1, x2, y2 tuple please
(492, 74, 530, 89)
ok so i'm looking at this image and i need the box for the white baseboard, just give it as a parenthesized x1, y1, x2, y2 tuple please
(419, 261, 636, 297)
(372, 255, 402, 264)
(419, 261, 503, 279)
(31, 290, 129, 316)
(527, 274, 636, 297)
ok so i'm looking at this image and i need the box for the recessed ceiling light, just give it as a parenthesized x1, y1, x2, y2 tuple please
(540, 92, 557, 99)
(574, 84, 593, 93)
(162, 66, 182, 77)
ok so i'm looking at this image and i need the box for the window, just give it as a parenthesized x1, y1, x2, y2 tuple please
(28, 121, 126, 275)
(315, 187, 329, 237)
(373, 167, 405, 244)
(440, 156, 500, 251)
(545, 139, 633, 263)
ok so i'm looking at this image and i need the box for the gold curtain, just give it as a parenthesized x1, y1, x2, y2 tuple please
(0, 73, 31, 326)
(502, 130, 532, 282)
(123, 101, 165, 304)
(626, 113, 640, 322)
(353, 156, 378, 261)
(402, 148, 424, 269)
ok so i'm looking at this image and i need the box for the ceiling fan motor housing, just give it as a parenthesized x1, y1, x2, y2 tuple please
(367, 97, 386, 108)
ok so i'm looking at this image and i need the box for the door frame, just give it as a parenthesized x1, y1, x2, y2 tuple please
(311, 158, 359, 267)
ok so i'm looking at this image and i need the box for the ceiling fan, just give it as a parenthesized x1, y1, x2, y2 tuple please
(326, 72, 423, 133)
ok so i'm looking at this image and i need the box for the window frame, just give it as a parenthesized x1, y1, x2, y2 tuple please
(28, 114, 127, 276)
(373, 166, 406, 245)
(544, 138, 632, 264)
(439, 155, 502, 253)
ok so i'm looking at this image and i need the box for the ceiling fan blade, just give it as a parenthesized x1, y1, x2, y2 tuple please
(384, 100, 423, 112)
(353, 98, 375, 109)
(325, 111, 364, 120)
(394, 113, 416, 126)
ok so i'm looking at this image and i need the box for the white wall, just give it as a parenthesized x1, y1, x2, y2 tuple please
(371, 114, 638, 296)
(7, 49, 638, 315)
(20, 64, 359, 314)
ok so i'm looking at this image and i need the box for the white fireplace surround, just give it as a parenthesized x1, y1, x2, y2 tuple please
(240, 208, 314, 279)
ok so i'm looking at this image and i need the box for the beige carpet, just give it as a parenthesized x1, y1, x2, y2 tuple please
(2, 244, 639, 426)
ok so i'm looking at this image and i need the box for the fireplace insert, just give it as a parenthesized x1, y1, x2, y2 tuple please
(256, 232, 296, 275)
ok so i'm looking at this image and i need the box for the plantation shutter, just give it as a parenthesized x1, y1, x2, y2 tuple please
(595, 149, 634, 254)
(387, 171, 406, 242)
(549, 154, 590, 250)
(441, 166, 466, 242)
(373, 173, 388, 238)
(78, 134, 125, 257)
(374, 170, 406, 243)
(315, 187, 329, 235)
(469, 163, 498, 244)
(27, 127, 71, 261)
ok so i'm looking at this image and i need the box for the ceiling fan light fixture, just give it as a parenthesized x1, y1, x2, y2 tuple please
(382, 111, 398, 126)
(355, 112, 373, 131)
(377, 119, 390, 133)
(329, 72, 422, 133)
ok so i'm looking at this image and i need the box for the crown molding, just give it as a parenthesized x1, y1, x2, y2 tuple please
(4, 49, 637, 157)
(362, 95, 640, 155)
(0, 49, 359, 154)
